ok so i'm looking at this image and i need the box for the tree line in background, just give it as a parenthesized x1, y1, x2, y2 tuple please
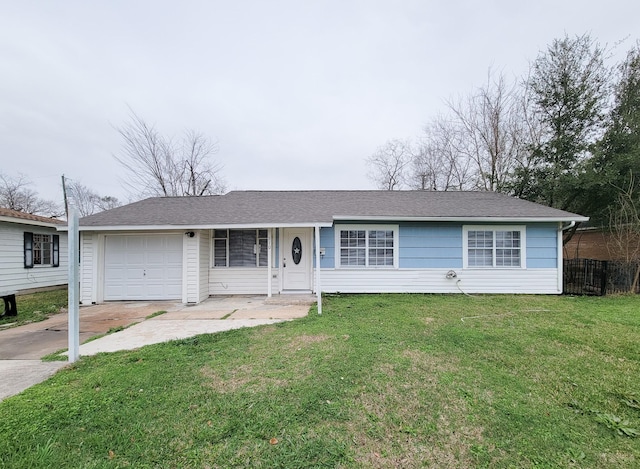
(0, 172, 122, 219)
(367, 34, 640, 236)
(0, 109, 226, 218)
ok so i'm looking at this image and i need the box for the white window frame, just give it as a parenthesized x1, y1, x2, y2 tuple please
(335, 224, 399, 269)
(211, 229, 269, 268)
(462, 225, 526, 269)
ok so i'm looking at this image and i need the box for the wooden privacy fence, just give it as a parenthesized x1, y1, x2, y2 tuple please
(563, 258, 640, 296)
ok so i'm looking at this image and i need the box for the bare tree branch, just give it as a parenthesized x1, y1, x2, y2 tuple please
(0, 173, 62, 217)
(114, 109, 226, 198)
(366, 139, 412, 190)
(66, 180, 121, 217)
(446, 70, 523, 192)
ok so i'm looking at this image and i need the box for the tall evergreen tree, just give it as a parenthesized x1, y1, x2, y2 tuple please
(580, 43, 640, 225)
(516, 34, 611, 210)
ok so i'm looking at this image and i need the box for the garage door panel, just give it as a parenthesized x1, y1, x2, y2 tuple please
(145, 267, 165, 281)
(146, 237, 165, 249)
(126, 237, 145, 249)
(146, 252, 166, 265)
(166, 269, 182, 281)
(165, 251, 183, 263)
(104, 234, 183, 300)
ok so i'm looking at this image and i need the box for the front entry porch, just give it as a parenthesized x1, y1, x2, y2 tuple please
(206, 225, 324, 313)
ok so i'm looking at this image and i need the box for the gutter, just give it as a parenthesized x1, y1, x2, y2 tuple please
(58, 222, 335, 232)
(333, 216, 590, 223)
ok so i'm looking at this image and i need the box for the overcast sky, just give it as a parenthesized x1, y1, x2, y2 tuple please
(1, 1, 638, 206)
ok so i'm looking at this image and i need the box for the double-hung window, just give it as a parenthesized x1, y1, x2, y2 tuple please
(213, 229, 268, 267)
(463, 226, 525, 268)
(24, 232, 59, 268)
(336, 225, 397, 268)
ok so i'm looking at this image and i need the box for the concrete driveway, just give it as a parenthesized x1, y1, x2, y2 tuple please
(0, 295, 314, 402)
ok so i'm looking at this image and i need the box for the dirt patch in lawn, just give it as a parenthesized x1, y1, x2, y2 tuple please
(287, 334, 331, 351)
(200, 364, 289, 393)
(347, 349, 486, 468)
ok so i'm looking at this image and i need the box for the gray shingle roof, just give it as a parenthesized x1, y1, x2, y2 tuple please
(78, 190, 588, 228)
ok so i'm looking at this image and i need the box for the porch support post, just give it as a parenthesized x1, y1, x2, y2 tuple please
(267, 229, 273, 298)
(314, 225, 322, 315)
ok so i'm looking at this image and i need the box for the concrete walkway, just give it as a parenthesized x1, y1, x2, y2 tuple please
(0, 295, 314, 402)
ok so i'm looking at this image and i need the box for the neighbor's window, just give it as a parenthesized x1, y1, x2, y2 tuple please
(464, 226, 524, 268)
(213, 229, 268, 267)
(24, 232, 59, 268)
(337, 226, 397, 268)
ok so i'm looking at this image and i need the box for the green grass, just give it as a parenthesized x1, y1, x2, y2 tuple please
(1, 294, 639, 468)
(145, 310, 167, 320)
(0, 289, 67, 328)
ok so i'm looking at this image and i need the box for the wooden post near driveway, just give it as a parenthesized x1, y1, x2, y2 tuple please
(68, 208, 80, 362)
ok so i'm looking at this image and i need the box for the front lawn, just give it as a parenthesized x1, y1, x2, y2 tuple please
(1, 294, 638, 467)
(0, 288, 67, 328)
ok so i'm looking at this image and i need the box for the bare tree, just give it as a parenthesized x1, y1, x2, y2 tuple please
(411, 137, 446, 191)
(411, 116, 476, 191)
(607, 173, 640, 292)
(509, 72, 546, 198)
(66, 180, 121, 217)
(114, 110, 226, 198)
(446, 70, 524, 192)
(179, 130, 225, 196)
(366, 139, 412, 190)
(96, 196, 121, 212)
(0, 173, 62, 217)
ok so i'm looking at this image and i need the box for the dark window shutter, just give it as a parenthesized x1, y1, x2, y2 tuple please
(24, 232, 34, 268)
(52, 234, 60, 267)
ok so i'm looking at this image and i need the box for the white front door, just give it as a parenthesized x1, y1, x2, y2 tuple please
(282, 228, 312, 291)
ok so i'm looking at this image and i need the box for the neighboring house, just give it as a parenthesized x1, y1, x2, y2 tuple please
(564, 226, 640, 261)
(74, 190, 587, 305)
(564, 227, 610, 260)
(0, 208, 68, 293)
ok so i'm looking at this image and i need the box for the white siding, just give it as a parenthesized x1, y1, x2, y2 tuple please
(199, 230, 210, 302)
(184, 233, 199, 303)
(209, 268, 268, 295)
(0, 221, 68, 293)
(320, 268, 561, 294)
(80, 232, 95, 304)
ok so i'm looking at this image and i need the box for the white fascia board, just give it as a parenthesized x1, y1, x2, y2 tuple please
(0, 216, 64, 229)
(76, 222, 333, 232)
(332, 215, 590, 223)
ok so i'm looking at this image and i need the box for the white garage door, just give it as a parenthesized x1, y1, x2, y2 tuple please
(104, 234, 183, 300)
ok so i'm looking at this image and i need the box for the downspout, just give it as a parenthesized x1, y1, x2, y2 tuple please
(557, 221, 576, 293)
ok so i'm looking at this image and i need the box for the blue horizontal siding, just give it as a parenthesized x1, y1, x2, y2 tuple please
(399, 223, 462, 268)
(320, 227, 335, 268)
(526, 224, 557, 269)
(320, 222, 558, 270)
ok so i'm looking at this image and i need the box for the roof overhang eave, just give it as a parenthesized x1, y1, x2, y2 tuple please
(0, 216, 64, 228)
(75, 221, 334, 232)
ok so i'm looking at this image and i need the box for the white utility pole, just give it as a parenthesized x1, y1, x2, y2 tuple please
(68, 208, 80, 362)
